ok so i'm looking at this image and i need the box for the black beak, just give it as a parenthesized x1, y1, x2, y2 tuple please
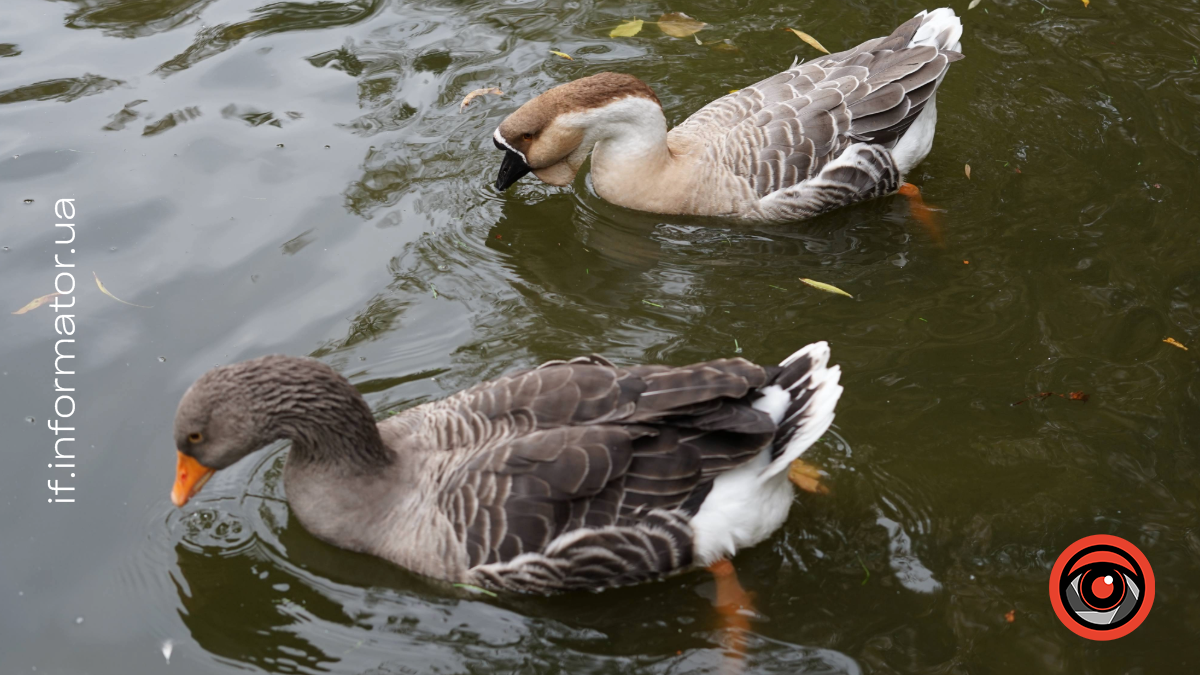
(494, 148, 532, 191)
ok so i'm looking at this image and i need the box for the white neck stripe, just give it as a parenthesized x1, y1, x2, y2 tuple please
(492, 128, 528, 164)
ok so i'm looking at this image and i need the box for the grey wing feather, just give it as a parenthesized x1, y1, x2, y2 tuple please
(669, 12, 961, 201)
(432, 358, 776, 591)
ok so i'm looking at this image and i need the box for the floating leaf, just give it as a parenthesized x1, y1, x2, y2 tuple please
(610, 19, 645, 38)
(1005, 610, 1016, 623)
(788, 459, 830, 495)
(94, 271, 151, 308)
(453, 583, 498, 597)
(728, 89, 740, 94)
(549, 50, 573, 60)
(799, 277, 852, 298)
(965, 163, 971, 179)
(785, 28, 829, 54)
(657, 12, 706, 38)
(694, 33, 703, 45)
(459, 87, 503, 112)
(1164, 337, 1188, 351)
(1081, 0, 1089, 6)
(968, 0, 982, 9)
(12, 292, 61, 315)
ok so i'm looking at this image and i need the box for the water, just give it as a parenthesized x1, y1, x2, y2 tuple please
(2, 0, 1199, 672)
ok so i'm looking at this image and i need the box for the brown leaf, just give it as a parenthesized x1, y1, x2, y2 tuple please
(548, 49, 573, 60)
(708, 39, 739, 53)
(459, 87, 503, 112)
(1005, 610, 1015, 623)
(12, 292, 62, 315)
(1013, 391, 1089, 406)
(1164, 337, 1188, 351)
(657, 12, 707, 38)
(94, 271, 151, 308)
(784, 27, 829, 54)
(788, 459, 830, 495)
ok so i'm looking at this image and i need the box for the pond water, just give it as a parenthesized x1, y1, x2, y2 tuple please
(3, 0, 1199, 672)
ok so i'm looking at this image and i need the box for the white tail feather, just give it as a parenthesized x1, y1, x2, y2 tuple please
(760, 342, 843, 480)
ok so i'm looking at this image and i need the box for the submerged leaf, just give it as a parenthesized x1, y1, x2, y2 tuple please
(657, 12, 706, 38)
(12, 292, 62, 315)
(708, 39, 739, 53)
(968, 0, 982, 9)
(799, 278, 853, 298)
(1013, 391, 1090, 405)
(610, 19, 645, 38)
(965, 163, 971, 179)
(1164, 337, 1188, 351)
(459, 87, 503, 112)
(785, 28, 829, 54)
(788, 459, 830, 495)
(548, 50, 573, 60)
(94, 271, 151, 308)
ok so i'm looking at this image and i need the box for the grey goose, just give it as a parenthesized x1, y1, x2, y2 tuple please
(170, 343, 842, 593)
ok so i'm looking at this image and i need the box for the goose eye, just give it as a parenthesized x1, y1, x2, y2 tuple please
(188, 432, 203, 443)
(522, 133, 533, 141)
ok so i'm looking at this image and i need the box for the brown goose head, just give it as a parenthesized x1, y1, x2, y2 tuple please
(492, 72, 661, 191)
(169, 355, 389, 507)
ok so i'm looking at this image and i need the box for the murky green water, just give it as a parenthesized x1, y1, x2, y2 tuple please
(3, 0, 1199, 672)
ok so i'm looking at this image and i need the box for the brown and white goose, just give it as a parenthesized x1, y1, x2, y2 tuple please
(493, 8, 963, 221)
(170, 343, 842, 593)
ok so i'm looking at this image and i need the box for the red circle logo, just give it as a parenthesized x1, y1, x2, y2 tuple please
(1049, 534, 1154, 640)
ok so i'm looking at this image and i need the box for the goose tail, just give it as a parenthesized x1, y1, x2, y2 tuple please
(910, 7, 963, 54)
(752, 341, 843, 480)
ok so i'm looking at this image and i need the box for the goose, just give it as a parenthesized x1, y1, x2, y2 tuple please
(169, 343, 842, 594)
(492, 8, 963, 222)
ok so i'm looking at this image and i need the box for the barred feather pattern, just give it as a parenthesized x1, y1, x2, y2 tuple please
(370, 350, 832, 593)
(668, 9, 962, 220)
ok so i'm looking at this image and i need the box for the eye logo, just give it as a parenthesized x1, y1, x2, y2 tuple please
(1049, 534, 1154, 640)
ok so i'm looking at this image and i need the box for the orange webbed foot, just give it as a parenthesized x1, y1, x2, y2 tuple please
(898, 182, 943, 244)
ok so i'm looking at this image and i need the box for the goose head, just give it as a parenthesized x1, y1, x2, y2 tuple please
(492, 72, 662, 191)
(169, 355, 388, 507)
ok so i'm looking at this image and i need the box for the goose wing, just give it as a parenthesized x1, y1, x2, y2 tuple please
(669, 11, 962, 199)
(428, 356, 779, 584)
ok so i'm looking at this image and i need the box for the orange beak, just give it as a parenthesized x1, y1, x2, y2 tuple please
(171, 451, 215, 507)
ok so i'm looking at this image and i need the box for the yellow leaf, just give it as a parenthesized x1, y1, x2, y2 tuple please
(799, 278, 853, 298)
(788, 459, 830, 495)
(785, 27, 829, 54)
(549, 50, 573, 60)
(1164, 337, 1188, 351)
(1082, 0, 1089, 6)
(657, 12, 706, 38)
(94, 271, 151, 308)
(728, 89, 740, 94)
(968, 0, 981, 9)
(610, 19, 644, 38)
(12, 292, 62, 315)
(965, 163, 971, 179)
(459, 87, 503, 112)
